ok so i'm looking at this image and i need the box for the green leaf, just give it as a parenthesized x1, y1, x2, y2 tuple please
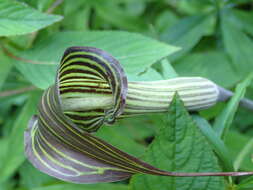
(160, 59, 178, 79)
(0, 92, 40, 183)
(233, 107, 253, 131)
(0, 180, 15, 190)
(228, 0, 253, 6)
(175, 0, 215, 15)
(155, 11, 179, 34)
(0, 0, 62, 36)
(233, 10, 253, 35)
(174, 51, 238, 88)
(61, 0, 90, 31)
(19, 161, 56, 189)
(221, 9, 253, 78)
(238, 176, 253, 190)
(14, 31, 179, 89)
(127, 67, 164, 81)
(213, 73, 253, 138)
(0, 138, 8, 169)
(21, 0, 55, 11)
(160, 14, 215, 60)
(95, 126, 145, 157)
(0, 51, 12, 90)
(32, 183, 129, 190)
(131, 94, 225, 190)
(225, 131, 253, 172)
(93, 1, 147, 31)
(0, 93, 30, 137)
(192, 115, 234, 172)
(117, 114, 160, 141)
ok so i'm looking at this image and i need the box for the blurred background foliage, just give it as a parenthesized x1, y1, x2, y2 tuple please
(0, 0, 253, 190)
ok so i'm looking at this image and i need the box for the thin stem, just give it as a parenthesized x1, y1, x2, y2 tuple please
(1, 45, 43, 64)
(157, 171, 253, 177)
(218, 86, 253, 111)
(0, 86, 36, 98)
(46, 0, 64, 14)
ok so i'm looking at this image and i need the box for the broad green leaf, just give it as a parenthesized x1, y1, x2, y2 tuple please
(233, 107, 253, 130)
(131, 94, 225, 190)
(228, 0, 253, 6)
(213, 73, 253, 138)
(174, 51, 238, 88)
(123, 1, 146, 17)
(238, 176, 253, 190)
(155, 11, 179, 34)
(95, 126, 145, 157)
(234, 139, 253, 172)
(225, 131, 253, 172)
(36, 0, 55, 11)
(127, 67, 164, 81)
(0, 91, 31, 137)
(0, 138, 8, 168)
(19, 161, 56, 189)
(21, 0, 55, 11)
(176, 0, 215, 15)
(199, 102, 225, 120)
(0, 0, 62, 36)
(153, 58, 178, 79)
(61, 0, 90, 31)
(117, 114, 160, 142)
(0, 92, 40, 183)
(93, 1, 147, 31)
(160, 59, 178, 79)
(0, 180, 15, 190)
(14, 31, 179, 89)
(32, 183, 129, 190)
(230, 10, 253, 35)
(221, 9, 253, 78)
(160, 14, 215, 60)
(0, 51, 12, 90)
(192, 115, 234, 172)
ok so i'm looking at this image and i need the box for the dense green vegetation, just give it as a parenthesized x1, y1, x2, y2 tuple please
(0, 0, 253, 190)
